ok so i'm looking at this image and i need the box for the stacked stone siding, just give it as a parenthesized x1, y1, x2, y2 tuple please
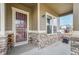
(0, 37, 7, 55)
(70, 37, 79, 55)
(28, 33, 61, 48)
(38, 33, 61, 48)
(28, 33, 39, 46)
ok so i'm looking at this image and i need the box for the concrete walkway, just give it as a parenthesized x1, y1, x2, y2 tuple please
(8, 41, 71, 55)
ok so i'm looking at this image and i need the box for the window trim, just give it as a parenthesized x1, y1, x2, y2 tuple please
(46, 12, 57, 35)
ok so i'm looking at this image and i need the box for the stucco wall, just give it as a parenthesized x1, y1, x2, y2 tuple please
(5, 3, 37, 31)
(73, 3, 79, 31)
(40, 4, 58, 31)
(32, 4, 38, 30)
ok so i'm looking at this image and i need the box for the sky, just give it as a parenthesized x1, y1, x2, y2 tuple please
(60, 14, 73, 26)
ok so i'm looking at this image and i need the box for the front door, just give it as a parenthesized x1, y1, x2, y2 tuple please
(15, 12, 27, 43)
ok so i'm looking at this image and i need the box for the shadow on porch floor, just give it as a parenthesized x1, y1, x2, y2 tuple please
(7, 41, 71, 55)
(7, 44, 36, 55)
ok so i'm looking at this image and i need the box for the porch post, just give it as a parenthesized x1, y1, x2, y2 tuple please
(73, 3, 79, 31)
(0, 3, 6, 55)
(0, 3, 5, 36)
(37, 3, 40, 32)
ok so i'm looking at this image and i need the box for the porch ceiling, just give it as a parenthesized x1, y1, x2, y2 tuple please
(21, 3, 37, 9)
(44, 3, 73, 16)
(21, 3, 73, 16)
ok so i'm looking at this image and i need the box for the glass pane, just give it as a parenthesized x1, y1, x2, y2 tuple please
(47, 15, 53, 34)
(50, 19, 53, 25)
(47, 19, 50, 24)
(53, 26, 57, 33)
(47, 25, 52, 34)
(21, 20, 24, 24)
(16, 20, 21, 24)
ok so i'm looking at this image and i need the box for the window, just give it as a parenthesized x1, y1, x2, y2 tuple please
(46, 13, 58, 34)
(47, 15, 53, 34)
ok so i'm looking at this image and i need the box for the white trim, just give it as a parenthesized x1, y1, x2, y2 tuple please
(5, 31, 13, 36)
(12, 7, 29, 46)
(28, 30, 46, 33)
(5, 31, 13, 33)
(14, 41, 28, 46)
(46, 12, 56, 19)
(38, 31, 46, 33)
(46, 12, 47, 34)
(28, 30, 38, 33)
(0, 3, 5, 36)
(37, 3, 40, 31)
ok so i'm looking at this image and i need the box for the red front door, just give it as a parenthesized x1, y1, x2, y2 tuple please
(16, 12, 27, 42)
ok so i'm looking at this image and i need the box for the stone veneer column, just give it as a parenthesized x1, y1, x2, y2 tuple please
(0, 37, 7, 55)
(0, 3, 6, 55)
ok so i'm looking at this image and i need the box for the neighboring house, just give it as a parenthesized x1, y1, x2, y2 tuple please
(0, 3, 74, 54)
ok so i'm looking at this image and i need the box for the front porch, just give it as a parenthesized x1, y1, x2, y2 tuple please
(0, 3, 78, 55)
(8, 41, 71, 55)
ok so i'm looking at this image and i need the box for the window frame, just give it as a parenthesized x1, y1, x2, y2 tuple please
(46, 12, 57, 35)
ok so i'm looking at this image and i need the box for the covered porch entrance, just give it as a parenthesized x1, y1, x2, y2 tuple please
(12, 7, 29, 46)
(0, 3, 74, 55)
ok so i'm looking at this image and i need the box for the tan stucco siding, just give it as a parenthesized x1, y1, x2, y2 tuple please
(73, 3, 79, 31)
(32, 4, 38, 30)
(40, 4, 58, 31)
(5, 3, 37, 31)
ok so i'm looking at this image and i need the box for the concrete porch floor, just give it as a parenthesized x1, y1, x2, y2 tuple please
(8, 41, 71, 55)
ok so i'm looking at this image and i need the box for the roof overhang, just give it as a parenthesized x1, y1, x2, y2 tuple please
(43, 3, 73, 16)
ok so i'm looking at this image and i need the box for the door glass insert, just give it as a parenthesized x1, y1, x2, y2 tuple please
(16, 12, 27, 42)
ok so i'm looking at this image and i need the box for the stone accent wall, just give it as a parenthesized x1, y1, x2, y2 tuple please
(28, 33, 62, 48)
(70, 32, 79, 55)
(70, 37, 79, 55)
(28, 33, 39, 46)
(38, 33, 61, 48)
(0, 37, 7, 55)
